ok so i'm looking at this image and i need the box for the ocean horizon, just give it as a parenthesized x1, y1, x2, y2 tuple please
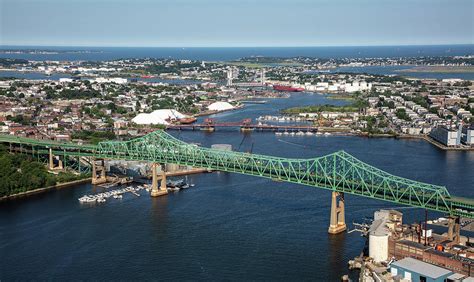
(1, 44, 473, 61)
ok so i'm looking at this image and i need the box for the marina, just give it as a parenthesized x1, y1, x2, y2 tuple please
(78, 185, 149, 203)
(78, 178, 195, 204)
(257, 115, 307, 123)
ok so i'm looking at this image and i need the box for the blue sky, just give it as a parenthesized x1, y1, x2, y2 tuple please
(1, 0, 473, 47)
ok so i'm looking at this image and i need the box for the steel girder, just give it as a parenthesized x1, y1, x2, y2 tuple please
(1, 131, 472, 218)
(94, 130, 472, 218)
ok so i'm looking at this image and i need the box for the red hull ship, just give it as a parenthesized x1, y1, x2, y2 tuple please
(177, 117, 197, 124)
(272, 85, 305, 92)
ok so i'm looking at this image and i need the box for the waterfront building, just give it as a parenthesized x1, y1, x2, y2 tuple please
(429, 126, 461, 146)
(390, 257, 453, 282)
(461, 125, 474, 146)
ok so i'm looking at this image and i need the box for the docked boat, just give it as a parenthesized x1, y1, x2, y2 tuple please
(273, 85, 305, 92)
(177, 117, 197, 124)
(78, 196, 96, 203)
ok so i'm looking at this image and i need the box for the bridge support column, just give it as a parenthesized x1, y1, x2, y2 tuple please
(328, 191, 346, 234)
(49, 148, 54, 170)
(447, 216, 461, 243)
(91, 158, 107, 185)
(150, 163, 168, 197)
(48, 148, 64, 171)
(57, 159, 64, 170)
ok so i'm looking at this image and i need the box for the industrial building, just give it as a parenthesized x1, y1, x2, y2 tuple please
(365, 209, 474, 278)
(390, 257, 454, 282)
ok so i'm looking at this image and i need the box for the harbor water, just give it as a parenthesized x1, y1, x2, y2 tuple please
(1, 93, 473, 280)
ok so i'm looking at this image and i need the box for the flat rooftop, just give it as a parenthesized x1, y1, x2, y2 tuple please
(391, 257, 452, 279)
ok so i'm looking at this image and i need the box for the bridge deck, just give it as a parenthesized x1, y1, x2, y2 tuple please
(0, 131, 472, 219)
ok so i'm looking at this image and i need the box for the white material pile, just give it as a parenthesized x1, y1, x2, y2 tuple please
(132, 109, 185, 125)
(208, 102, 234, 111)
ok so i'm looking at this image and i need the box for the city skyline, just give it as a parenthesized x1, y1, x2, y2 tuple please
(1, 0, 473, 47)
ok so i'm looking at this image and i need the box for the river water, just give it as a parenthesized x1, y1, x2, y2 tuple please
(1, 93, 473, 280)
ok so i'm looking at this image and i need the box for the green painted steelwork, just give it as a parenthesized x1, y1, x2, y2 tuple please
(1, 131, 472, 218)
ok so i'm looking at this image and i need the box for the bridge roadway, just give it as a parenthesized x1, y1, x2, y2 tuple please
(166, 122, 319, 132)
(1, 130, 473, 219)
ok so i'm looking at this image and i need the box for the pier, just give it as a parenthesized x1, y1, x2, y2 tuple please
(167, 118, 319, 133)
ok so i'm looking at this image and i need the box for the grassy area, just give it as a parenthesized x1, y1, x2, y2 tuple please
(327, 94, 356, 101)
(282, 100, 368, 114)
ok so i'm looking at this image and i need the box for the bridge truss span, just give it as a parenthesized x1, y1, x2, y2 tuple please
(94, 130, 471, 218)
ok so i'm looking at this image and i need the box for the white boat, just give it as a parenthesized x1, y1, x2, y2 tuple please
(306, 131, 314, 136)
(79, 196, 96, 203)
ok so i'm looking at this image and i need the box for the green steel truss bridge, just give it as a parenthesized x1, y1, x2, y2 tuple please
(1, 130, 473, 218)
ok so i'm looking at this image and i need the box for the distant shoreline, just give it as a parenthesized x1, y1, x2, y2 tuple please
(396, 66, 474, 73)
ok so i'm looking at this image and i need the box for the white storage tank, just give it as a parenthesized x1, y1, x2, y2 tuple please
(368, 218, 390, 263)
(369, 232, 389, 263)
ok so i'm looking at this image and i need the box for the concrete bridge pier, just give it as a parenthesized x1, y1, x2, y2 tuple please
(91, 158, 107, 185)
(447, 216, 461, 243)
(48, 148, 64, 171)
(150, 163, 168, 197)
(328, 191, 347, 234)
